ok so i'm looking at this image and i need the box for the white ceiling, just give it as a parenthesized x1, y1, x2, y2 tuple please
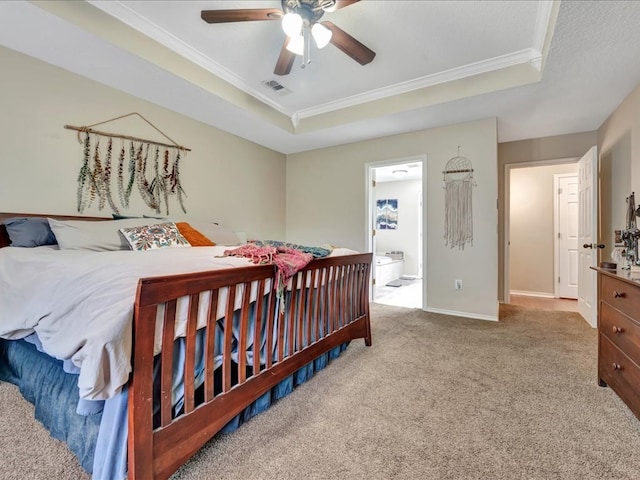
(1, 1, 640, 154)
(374, 161, 422, 183)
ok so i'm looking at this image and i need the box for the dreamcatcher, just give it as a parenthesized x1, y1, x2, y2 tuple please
(67, 113, 189, 215)
(443, 147, 476, 250)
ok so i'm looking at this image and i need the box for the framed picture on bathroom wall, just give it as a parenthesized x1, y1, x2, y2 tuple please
(376, 198, 398, 230)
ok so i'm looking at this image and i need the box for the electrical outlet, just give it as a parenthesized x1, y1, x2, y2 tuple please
(455, 279, 463, 290)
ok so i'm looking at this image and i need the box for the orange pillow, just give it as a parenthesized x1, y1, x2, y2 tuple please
(176, 222, 215, 246)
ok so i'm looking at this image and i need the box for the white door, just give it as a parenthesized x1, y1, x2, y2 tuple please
(557, 175, 579, 299)
(577, 146, 598, 327)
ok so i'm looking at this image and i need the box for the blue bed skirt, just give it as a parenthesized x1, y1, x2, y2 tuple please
(0, 338, 348, 479)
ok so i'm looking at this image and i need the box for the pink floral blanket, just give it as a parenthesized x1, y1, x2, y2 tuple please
(223, 244, 314, 309)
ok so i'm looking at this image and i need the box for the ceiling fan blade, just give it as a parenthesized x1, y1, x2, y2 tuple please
(274, 38, 296, 76)
(321, 21, 376, 65)
(332, 0, 361, 10)
(201, 8, 283, 23)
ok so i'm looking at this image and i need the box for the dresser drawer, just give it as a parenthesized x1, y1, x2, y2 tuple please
(600, 302, 640, 366)
(600, 274, 640, 320)
(599, 335, 640, 419)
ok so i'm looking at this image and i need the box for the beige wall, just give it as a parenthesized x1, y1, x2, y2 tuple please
(287, 118, 499, 320)
(599, 134, 631, 262)
(0, 46, 286, 240)
(509, 163, 578, 295)
(497, 131, 598, 301)
(598, 83, 640, 265)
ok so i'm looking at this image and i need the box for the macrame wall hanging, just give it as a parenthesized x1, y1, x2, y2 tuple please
(64, 112, 190, 215)
(443, 147, 476, 250)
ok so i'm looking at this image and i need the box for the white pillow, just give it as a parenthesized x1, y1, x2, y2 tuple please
(119, 222, 191, 251)
(190, 221, 241, 246)
(48, 218, 161, 251)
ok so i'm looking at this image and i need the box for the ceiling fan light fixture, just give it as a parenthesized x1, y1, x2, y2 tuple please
(286, 34, 305, 56)
(311, 22, 332, 48)
(282, 12, 303, 37)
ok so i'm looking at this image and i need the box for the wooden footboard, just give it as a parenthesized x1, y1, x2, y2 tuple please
(128, 253, 372, 480)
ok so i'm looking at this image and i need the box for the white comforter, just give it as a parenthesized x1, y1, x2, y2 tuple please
(0, 245, 360, 401)
(0, 245, 257, 400)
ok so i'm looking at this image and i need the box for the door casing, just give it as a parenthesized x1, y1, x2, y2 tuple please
(365, 155, 427, 310)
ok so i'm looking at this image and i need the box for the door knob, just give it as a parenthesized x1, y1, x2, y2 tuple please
(583, 243, 606, 249)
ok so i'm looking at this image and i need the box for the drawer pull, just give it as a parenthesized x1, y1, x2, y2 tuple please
(613, 290, 626, 298)
(612, 326, 624, 334)
(612, 362, 622, 371)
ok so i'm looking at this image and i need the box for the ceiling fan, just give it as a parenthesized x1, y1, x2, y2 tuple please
(201, 0, 376, 76)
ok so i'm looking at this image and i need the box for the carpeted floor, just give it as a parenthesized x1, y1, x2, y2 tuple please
(2, 303, 640, 479)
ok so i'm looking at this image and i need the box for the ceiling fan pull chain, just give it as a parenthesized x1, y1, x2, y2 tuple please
(302, 23, 311, 68)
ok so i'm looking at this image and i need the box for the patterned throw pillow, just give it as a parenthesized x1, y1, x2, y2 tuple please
(119, 222, 191, 251)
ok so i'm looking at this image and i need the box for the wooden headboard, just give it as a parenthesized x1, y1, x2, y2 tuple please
(0, 212, 110, 248)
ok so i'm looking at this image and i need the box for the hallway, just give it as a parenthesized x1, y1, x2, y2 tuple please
(507, 294, 578, 312)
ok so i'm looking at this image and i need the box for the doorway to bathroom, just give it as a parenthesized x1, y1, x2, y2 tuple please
(366, 156, 425, 309)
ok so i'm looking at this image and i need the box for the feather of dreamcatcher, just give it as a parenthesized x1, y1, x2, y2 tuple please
(136, 143, 159, 211)
(76, 133, 92, 213)
(171, 150, 187, 213)
(103, 138, 120, 214)
(125, 141, 138, 208)
(92, 136, 107, 210)
(162, 149, 170, 215)
(149, 146, 165, 215)
(116, 140, 126, 209)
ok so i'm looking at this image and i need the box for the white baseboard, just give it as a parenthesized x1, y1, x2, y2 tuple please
(509, 290, 555, 299)
(425, 307, 498, 322)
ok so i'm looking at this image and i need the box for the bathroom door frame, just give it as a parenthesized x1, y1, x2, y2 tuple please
(365, 154, 427, 310)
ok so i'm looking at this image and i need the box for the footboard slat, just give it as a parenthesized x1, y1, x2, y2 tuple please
(238, 283, 251, 384)
(323, 267, 332, 338)
(294, 272, 308, 351)
(288, 281, 297, 356)
(129, 253, 372, 480)
(314, 268, 323, 342)
(184, 294, 199, 414)
(204, 290, 218, 403)
(265, 285, 275, 370)
(304, 270, 312, 346)
(160, 300, 176, 427)
(222, 286, 236, 393)
(255, 279, 265, 376)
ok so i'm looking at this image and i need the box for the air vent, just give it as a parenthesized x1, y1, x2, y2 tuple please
(262, 79, 292, 95)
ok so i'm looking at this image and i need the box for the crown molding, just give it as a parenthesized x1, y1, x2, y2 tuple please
(294, 48, 542, 121)
(532, 0, 558, 57)
(88, 1, 295, 117)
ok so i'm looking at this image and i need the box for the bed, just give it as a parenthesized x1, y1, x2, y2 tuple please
(0, 212, 372, 480)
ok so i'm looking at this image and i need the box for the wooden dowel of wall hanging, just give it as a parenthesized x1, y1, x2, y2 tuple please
(443, 168, 473, 174)
(64, 125, 191, 152)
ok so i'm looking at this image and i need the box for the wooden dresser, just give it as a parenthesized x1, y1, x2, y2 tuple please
(596, 267, 640, 419)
